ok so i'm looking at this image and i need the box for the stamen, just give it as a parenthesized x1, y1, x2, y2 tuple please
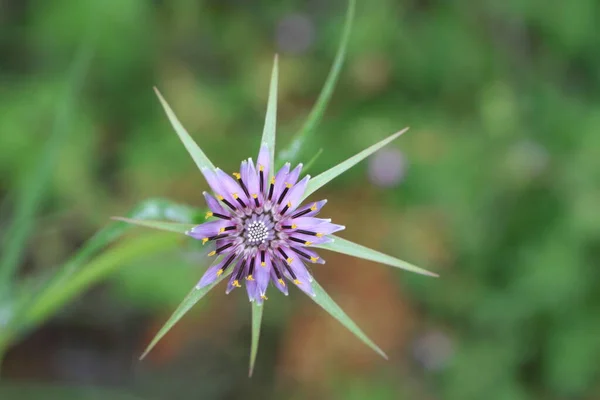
(296, 229, 317, 236)
(259, 168, 265, 192)
(215, 242, 234, 254)
(277, 247, 289, 260)
(260, 251, 266, 266)
(218, 254, 236, 275)
(233, 259, 246, 286)
(281, 259, 297, 280)
(282, 225, 292, 229)
(202, 238, 209, 245)
(224, 226, 236, 231)
(217, 196, 236, 211)
(205, 211, 213, 219)
(232, 280, 241, 287)
(291, 247, 312, 260)
(268, 177, 275, 201)
(207, 233, 229, 242)
(233, 194, 247, 208)
(271, 261, 286, 286)
(310, 203, 318, 211)
(212, 212, 231, 220)
(292, 208, 311, 218)
(293, 279, 301, 285)
(288, 237, 306, 245)
(252, 194, 260, 207)
(277, 184, 291, 204)
(235, 173, 250, 197)
(310, 257, 319, 262)
(281, 201, 291, 214)
(248, 258, 255, 277)
(260, 294, 268, 300)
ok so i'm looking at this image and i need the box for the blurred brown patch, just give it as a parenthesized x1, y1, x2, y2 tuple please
(141, 287, 238, 365)
(276, 188, 416, 386)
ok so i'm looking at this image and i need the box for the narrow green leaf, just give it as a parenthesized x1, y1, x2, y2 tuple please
(154, 87, 216, 171)
(308, 278, 387, 359)
(301, 128, 409, 201)
(248, 302, 264, 377)
(315, 235, 438, 277)
(111, 217, 195, 234)
(24, 233, 180, 330)
(0, 41, 93, 290)
(278, 0, 355, 165)
(1, 199, 201, 348)
(260, 55, 279, 174)
(139, 270, 231, 360)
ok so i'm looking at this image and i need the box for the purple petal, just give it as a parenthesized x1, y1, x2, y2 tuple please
(286, 164, 303, 187)
(289, 233, 334, 245)
(203, 192, 230, 217)
(245, 159, 261, 201)
(271, 163, 290, 203)
(216, 168, 249, 204)
(253, 252, 270, 298)
(246, 276, 258, 302)
(289, 199, 327, 218)
(226, 258, 247, 294)
(196, 255, 237, 289)
(284, 254, 314, 296)
(279, 175, 310, 214)
(257, 143, 271, 192)
(290, 245, 325, 264)
(186, 220, 236, 241)
(201, 168, 227, 200)
(270, 265, 288, 296)
(285, 217, 345, 235)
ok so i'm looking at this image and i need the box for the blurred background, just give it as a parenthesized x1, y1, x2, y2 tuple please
(1, 0, 600, 399)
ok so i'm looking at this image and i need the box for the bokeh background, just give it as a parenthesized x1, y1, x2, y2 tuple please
(1, 0, 600, 399)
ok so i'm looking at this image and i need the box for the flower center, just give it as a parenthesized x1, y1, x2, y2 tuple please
(243, 215, 273, 246)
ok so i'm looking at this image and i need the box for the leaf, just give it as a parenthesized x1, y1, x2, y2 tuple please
(307, 278, 387, 359)
(248, 302, 263, 377)
(278, 0, 356, 165)
(315, 235, 438, 277)
(260, 55, 279, 174)
(0, 232, 182, 349)
(140, 270, 232, 360)
(111, 217, 195, 234)
(154, 87, 216, 171)
(1, 199, 201, 348)
(0, 40, 94, 290)
(301, 128, 409, 201)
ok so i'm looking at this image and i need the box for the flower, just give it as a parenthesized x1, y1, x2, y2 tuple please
(188, 143, 344, 303)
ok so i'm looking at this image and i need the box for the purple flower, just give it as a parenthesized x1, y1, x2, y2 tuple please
(188, 143, 343, 303)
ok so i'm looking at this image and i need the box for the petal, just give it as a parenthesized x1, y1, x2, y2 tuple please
(257, 143, 271, 185)
(288, 233, 334, 246)
(284, 254, 314, 296)
(279, 175, 310, 214)
(203, 192, 231, 217)
(286, 164, 303, 187)
(246, 277, 258, 302)
(255, 251, 271, 296)
(289, 199, 328, 219)
(245, 159, 261, 200)
(201, 168, 227, 200)
(186, 220, 236, 241)
(216, 168, 249, 204)
(290, 245, 325, 264)
(271, 163, 290, 203)
(226, 258, 247, 294)
(270, 264, 288, 296)
(196, 254, 238, 289)
(286, 217, 345, 236)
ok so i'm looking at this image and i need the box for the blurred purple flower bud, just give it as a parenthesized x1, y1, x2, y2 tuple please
(276, 14, 315, 55)
(368, 148, 407, 187)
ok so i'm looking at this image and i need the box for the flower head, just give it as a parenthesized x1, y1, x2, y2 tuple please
(188, 144, 344, 303)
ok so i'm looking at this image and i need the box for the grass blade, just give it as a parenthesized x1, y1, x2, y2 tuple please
(315, 235, 438, 277)
(154, 87, 216, 171)
(301, 128, 408, 201)
(278, 0, 356, 165)
(111, 217, 194, 234)
(303, 148, 323, 174)
(0, 41, 93, 290)
(248, 302, 263, 377)
(260, 55, 279, 174)
(139, 270, 231, 360)
(308, 278, 387, 359)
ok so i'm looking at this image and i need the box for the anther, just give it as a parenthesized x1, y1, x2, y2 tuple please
(281, 202, 292, 214)
(293, 279, 301, 285)
(205, 211, 213, 219)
